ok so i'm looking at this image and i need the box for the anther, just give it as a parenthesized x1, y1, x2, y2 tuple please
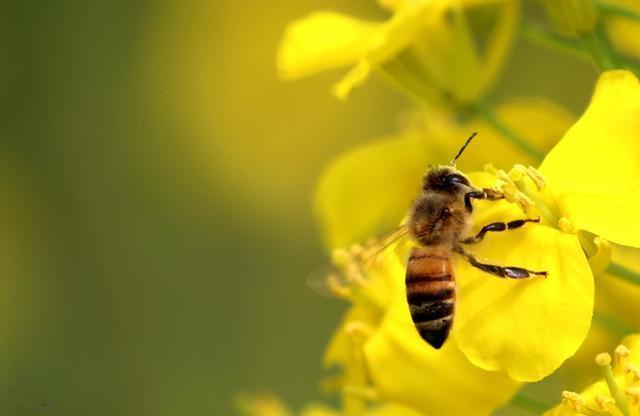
(596, 352, 612, 367)
(345, 321, 374, 346)
(559, 217, 577, 234)
(595, 394, 616, 412)
(327, 273, 353, 299)
(626, 363, 640, 384)
(562, 391, 586, 412)
(587, 237, 611, 275)
(626, 387, 640, 406)
(615, 344, 631, 370)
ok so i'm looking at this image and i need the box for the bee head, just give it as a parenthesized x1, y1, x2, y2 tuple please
(423, 166, 471, 194)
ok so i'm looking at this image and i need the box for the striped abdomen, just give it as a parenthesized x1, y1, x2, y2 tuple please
(405, 247, 455, 349)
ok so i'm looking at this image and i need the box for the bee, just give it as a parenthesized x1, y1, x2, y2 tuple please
(405, 132, 547, 349)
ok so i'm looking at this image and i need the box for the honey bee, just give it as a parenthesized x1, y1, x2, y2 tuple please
(405, 132, 547, 349)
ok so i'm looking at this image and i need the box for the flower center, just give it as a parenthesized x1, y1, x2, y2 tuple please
(484, 164, 560, 226)
(562, 344, 640, 416)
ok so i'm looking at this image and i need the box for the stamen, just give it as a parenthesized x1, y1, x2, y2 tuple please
(597, 352, 631, 416)
(625, 387, 640, 406)
(562, 391, 586, 412)
(586, 237, 612, 275)
(595, 394, 616, 413)
(615, 345, 631, 372)
(597, 353, 613, 367)
(562, 391, 606, 416)
(326, 272, 353, 299)
(345, 321, 374, 346)
(626, 364, 640, 385)
(559, 217, 577, 234)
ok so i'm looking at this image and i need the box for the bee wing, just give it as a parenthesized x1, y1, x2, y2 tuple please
(306, 225, 410, 299)
(305, 265, 352, 299)
(360, 225, 410, 268)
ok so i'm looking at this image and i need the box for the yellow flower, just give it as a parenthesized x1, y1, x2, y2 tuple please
(544, 334, 640, 416)
(563, 244, 640, 387)
(315, 99, 574, 249)
(277, 0, 518, 103)
(604, 0, 640, 58)
(452, 70, 640, 382)
(542, 0, 599, 35)
(322, 245, 521, 416)
(316, 69, 640, 383)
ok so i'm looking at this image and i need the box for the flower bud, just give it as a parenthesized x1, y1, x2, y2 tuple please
(542, 0, 599, 36)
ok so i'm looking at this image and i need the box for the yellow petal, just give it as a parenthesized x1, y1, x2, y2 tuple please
(453, 182, 594, 381)
(540, 70, 640, 247)
(314, 133, 429, 249)
(276, 12, 379, 80)
(333, 1, 444, 99)
(605, 0, 640, 58)
(363, 292, 521, 415)
(596, 244, 640, 333)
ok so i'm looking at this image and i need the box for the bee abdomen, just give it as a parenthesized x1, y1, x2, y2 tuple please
(406, 248, 455, 349)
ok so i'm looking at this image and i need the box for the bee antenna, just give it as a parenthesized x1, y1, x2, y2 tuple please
(451, 132, 478, 166)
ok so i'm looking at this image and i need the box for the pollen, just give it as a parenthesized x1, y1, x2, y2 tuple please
(596, 352, 612, 367)
(595, 394, 616, 414)
(561, 391, 587, 412)
(484, 164, 555, 217)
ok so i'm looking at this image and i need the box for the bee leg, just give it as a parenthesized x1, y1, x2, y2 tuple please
(461, 218, 540, 244)
(464, 188, 505, 213)
(453, 246, 548, 278)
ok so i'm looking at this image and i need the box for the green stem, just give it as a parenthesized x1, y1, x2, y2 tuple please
(520, 22, 589, 60)
(600, 363, 630, 416)
(598, 0, 640, 20)
(607, 261, 640, 286)
(580, 27, 618, 70)
(471, 102, 545, 162)
(520, 22, 640, 73)
(512, 393, 552, 414)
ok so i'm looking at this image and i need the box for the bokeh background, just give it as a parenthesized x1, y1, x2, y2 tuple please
(0, 1, 597, 415)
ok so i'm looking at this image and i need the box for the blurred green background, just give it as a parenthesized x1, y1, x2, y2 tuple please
(0, 1, 597, 415)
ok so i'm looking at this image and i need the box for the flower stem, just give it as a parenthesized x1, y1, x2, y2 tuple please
(599, 361, 630, 416)
(520, 22, 640, 73)
(520, 22, 588, 60)
(579, 26, 618, 70)
(597, 0, 640, 20)
(471, 101, 544, 162)
(607, 261, 640, 286)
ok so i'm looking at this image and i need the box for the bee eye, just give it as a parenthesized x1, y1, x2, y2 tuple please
(440, 208, 452, 219)
(446, 175, 467, 185)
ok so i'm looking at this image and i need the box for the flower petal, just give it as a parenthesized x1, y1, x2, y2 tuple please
(363, 289, 521, 415)
(605, 1, 640, 59)
(540, 70, 640, 247)
(596, 244, 640, 332)
(276, 12, 380, 80)
(453, 179, 594, 381)
(333, 1, 448, 99)
(314, 134, 430, 249)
